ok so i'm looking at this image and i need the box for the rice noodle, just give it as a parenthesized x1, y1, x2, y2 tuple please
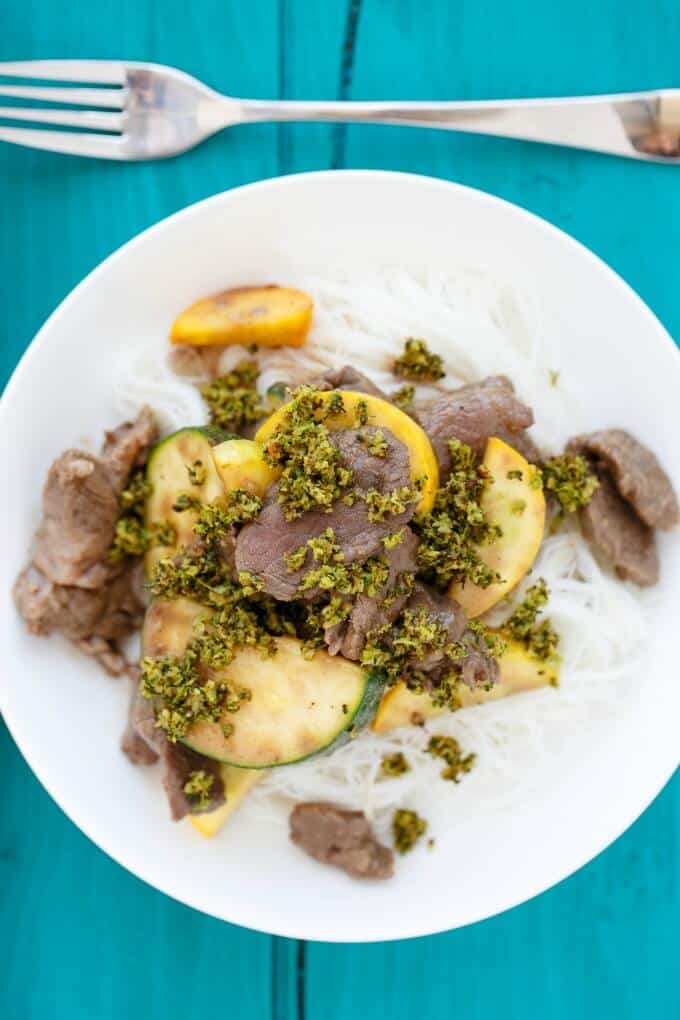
(114, 265, 649, 838)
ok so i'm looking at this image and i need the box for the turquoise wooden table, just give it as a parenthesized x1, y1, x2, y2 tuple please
(1, 2, 678, 1017)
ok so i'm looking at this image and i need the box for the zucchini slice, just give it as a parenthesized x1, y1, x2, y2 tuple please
(144, 426, 231, 576)
(184, 637, 382, 768)
(142, 598, 384, 769)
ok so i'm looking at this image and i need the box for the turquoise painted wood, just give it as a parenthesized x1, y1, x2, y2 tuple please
(1, 2, 678, 1019)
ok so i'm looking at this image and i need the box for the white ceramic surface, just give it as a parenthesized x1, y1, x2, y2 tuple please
(1, 171, 678, 942)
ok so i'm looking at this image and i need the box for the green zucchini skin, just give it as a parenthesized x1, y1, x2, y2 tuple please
(182, 674, 381, 770)
(144, 426, 232, 577)
(310, 669, 387, 760)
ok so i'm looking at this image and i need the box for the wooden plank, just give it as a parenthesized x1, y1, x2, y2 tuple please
(274, 0, 347, 172)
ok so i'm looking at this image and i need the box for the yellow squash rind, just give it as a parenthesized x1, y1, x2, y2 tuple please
(255, 390, 439, 514)
(450, 437, 546, 617)
(170, 285, 313, 348)
(190, 767, 262, 837)
(372, 638, 559, 734)
(211, 438, 277, 497)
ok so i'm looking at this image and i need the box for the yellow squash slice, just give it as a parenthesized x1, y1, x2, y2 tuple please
(450, 438, 546, 617)
(190, 766, 262, 837)
(211, 437, 277, 496)
(170, 285, 313, 348)
(372, 638, 559, 734)
(255, 390, 440, 514)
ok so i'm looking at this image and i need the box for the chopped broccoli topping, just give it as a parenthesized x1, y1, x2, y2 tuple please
(503, 578, 560, 662)
(542, 454, 599, 514)
(382, 528, 405, 550)
(392, 808, 427, 853)
(109, 468, 174, 562)
(200, 360, 265, 432)
(367, 429, 389, 458)
(381, 752, 411, 777)
(364, 484, 421, 522)
(414, 439, 501, 588)
(183, 770, 215, 809)
(426, 734, 476, 782)
(361, 607, 465, 688)
(261, 387, 354, 520)
(390, 384, 416, 410)
(393, 338, 444, 382)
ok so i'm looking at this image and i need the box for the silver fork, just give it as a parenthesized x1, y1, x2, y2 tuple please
(1, 59, 679, 162)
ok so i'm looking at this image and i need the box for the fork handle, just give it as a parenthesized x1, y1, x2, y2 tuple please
(234, 91, 677, 161)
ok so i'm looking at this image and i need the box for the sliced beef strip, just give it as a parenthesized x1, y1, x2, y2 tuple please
(404, 582, 499, 690)
(578, 471, 659, 587)
(32, 406, 158, 590)
(14, 563, 145, 643)
(235, 426, 415, 600)
(121, 672, 226, 819)
(15, 408, 158, 673)
(325, 526, 419, 660)
(330, 427, 411, 492)
(121, 669, 159, 766)
(168, 344, 226, 380)
(568, 429, 679, 531)
(159, 739, 226, 822)
(290, 802, 394, 880)
(311, 365, 387, 398)
(32, 451, 122, 590)
(74, 635, 132, 677)
(101, 405, 158, 492)
(416, 376, 535, 477)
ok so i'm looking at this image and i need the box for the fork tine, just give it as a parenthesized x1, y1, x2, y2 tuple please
(0, 125, 128, 159)
(0, 106, 123, 131)
(0, 60, 126, 85)
(0, 85, 125, 108)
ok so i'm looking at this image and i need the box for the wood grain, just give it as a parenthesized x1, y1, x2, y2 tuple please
(1, 1, 678, 1018)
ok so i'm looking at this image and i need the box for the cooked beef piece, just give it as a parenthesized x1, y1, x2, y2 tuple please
(121, 669, 226, 818)
(169, 344, 226, 380)
(101, 405, 158, 492)
(235, 427, 415, 600)
(14, 563, 146, 675)
(32, 406, 158, 589)
(73, 635, 133, 677)
(32, 451, 121, 589)
(568, 429, 678, 531)
(405, 582, 467, 672)
(129, 676, 162, 753)
(416, 376, 535, 476)
(121, 669, 159, 766)
(312, 365, 386, 398)
(331, 427, 411, 492)
(404, 582, 499, 689)
(15, 408, 158, 674)
(459, 629, 501, 689)
(578, 471, 659, 587)
(325, 527, 419, 660)
(290, 802, 394, 880)
(159, 739, 225, 822)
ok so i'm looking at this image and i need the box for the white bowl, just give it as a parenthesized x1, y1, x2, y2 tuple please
(1, 171, 678, 942)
